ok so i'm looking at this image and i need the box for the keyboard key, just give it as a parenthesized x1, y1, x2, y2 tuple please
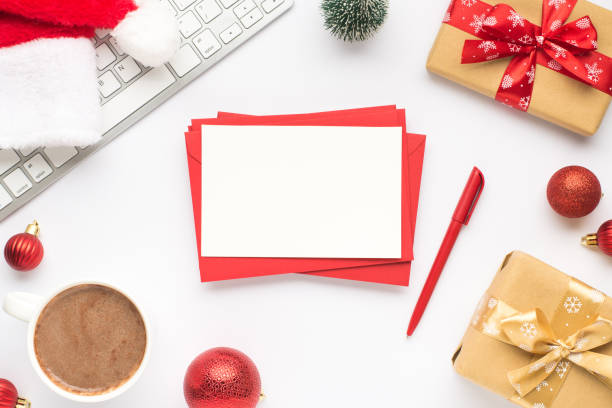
(115, 57, 142, 82)
(219, 0, 239, 7)
(220, 23, 243, 44)
(109, 37, 125, 55)
(19, 147, 37, 157)
(241, 7, 263, 28)
(178, 11, 202, 38)
(173, 0, 197, 10)
(193, 30, 222, 59)
(169, 45, 201, 77)
(196, 0, 222, 23)
(101, 65, 176, 134)
(0, 150, 20, 175)
(98, 71, 122, 97)
(0, 185, 12, 209)
(4, 168, 32, 197)
(234, 0, 256, 18)
(24, 154, 53, 182)
(44, 147, 78, 168)
(95, 29, 111, 39)
(261, 0, 284, 13)
(96, 43, 116, 70)
(160, 0, 177, 15)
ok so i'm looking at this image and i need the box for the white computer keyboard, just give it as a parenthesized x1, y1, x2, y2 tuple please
(0, 0, 293, 221)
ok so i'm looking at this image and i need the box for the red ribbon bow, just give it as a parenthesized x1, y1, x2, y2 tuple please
(446, 0, 612, 112)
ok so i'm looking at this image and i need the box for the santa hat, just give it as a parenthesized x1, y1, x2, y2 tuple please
(0, 0, 179, 149)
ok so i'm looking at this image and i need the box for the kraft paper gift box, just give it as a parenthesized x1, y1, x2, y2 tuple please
(427, 0, 612, 136)
(452, 251, 612, 408)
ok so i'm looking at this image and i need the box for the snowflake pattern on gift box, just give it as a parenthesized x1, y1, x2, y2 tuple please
(592, 40, 598, 49)
(548, 59, 562, 71)
(586, 62, 603, 83)
(478, 41, 497, 53)
(443, 11, 451, 22)
(486, 53, 500, 60)
(470, 14, 497, 34)
(550, 43, 568, 59)
(507, 10, 525, 28)
(556, 361, 570, 378)
(550, 19, 562, 31)
(545, 361, 557, 374)
(519, 343, 533, 352)
(519, 96, 530, 111)
(548, 0, 566, 9)
(509, 44, 522, 53)
(527, 65, 535, 84)
(462, 0, 478, 6)
(576, 17, 591, 29)
(501, 74, 514, 89)
(564, 296, 582, 313)
(533, 403, 546, 408)
(536, 381, 549, 392)
(518, 34, 534, 45)
(520, 321, 537, 338)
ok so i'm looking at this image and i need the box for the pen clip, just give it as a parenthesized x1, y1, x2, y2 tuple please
(453, 167, 485, 226)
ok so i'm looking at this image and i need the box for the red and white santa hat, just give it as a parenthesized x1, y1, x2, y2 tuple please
(0, 0, 179, 148)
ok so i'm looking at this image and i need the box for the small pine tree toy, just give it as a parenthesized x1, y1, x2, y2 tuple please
(321, 0, 389, 42)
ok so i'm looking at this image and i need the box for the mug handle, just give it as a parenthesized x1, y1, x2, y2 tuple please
(3, 292, 44, 322)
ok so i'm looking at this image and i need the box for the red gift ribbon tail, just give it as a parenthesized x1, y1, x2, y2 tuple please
(541, 42, 612, 95)
(495, 52, 537, 112)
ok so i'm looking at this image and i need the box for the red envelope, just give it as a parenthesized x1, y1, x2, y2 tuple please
(185, 106, 426, 285)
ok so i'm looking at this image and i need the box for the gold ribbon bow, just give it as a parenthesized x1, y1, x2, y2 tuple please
(472, 279, 612, 407)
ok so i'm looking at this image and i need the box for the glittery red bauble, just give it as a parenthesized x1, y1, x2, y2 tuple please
(596, 220, 612, 255)
(546, 166, 601, 218)
(4, 232, 43, 272)
(0, 379, 18, 408)
(184, 347, 261, 408)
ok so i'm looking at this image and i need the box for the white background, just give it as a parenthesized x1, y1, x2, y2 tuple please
(1, 0, 612, 407)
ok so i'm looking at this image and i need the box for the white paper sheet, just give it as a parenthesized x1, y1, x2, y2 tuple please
(201, 125, 402, 259)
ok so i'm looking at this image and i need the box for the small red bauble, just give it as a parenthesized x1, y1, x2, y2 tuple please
(582, 220, 612, 256)
(184, 347, 261, 408)
(0, 379, 30, 408)
(547, 166, 601, 218)
(4, 221, 44, 271)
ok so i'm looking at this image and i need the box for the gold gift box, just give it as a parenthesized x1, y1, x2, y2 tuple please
(426, 0, 612, 136)
(452, 251, 612, 407)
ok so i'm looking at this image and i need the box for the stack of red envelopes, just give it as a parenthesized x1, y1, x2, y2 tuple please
(184, 105, 426, 286)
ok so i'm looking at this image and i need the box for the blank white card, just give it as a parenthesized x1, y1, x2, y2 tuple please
(201, 125, 402, 259)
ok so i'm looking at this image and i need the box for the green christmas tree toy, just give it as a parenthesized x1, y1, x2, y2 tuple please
(321, 0, 389, 42)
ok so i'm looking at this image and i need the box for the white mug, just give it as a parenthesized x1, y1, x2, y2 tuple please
(2, 281, 150, 403)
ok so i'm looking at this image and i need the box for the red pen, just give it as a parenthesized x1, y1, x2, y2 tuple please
(407, 167, 485, 336)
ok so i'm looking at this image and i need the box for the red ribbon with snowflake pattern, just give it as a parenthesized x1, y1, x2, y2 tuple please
(443, 0, 612, 112)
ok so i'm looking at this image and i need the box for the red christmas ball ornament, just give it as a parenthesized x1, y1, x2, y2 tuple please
(184, 347, 262, 408)
(547, 166, 601, 218)
(4, 221, 44, 271)
(582, 220, 612, 256)
(0, 379, 30, 408)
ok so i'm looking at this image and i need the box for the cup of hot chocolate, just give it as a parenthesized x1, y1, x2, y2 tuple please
(3, 282, 149, 403)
